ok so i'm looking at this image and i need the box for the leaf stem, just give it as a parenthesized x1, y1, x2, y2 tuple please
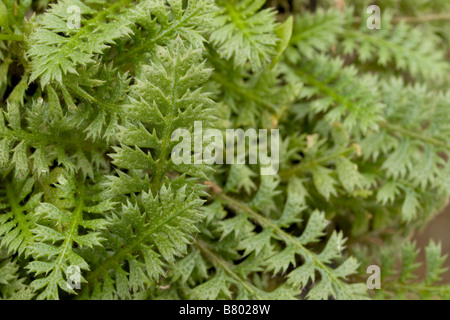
(393, 13, 450, 23)
(0, 34, 23, 41)
(379, 122, 450, 150)
(5, 183, 34, 255)
(278, 145, 359, 180)
(194, 239, 264, 299)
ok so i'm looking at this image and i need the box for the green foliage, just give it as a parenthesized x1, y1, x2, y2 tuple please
(28, 0, 135, 87)
(210, 0, 279, 71)
(0, 0, 449, 301)
(366, 241, 450, 299)
(342, 13, 448, 81)
(0, 257, 34, 299)
(26, 174, 110, 299)
(0, 176, 40, 257)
